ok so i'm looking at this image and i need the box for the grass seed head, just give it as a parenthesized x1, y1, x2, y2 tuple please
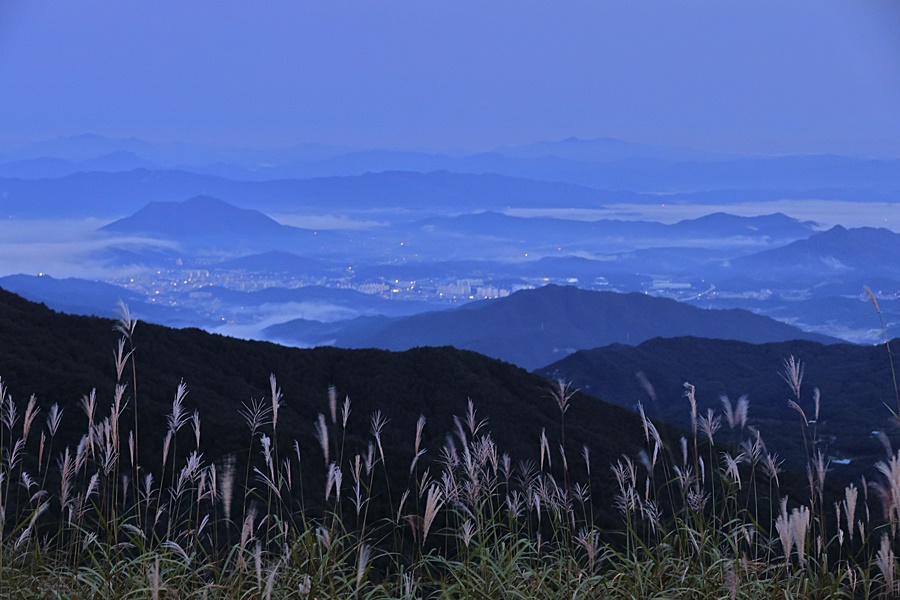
(780, 356, 804, 401)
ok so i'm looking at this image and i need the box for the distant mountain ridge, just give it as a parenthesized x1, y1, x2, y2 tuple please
(493, 136, 735, 163)
(732, 225, 900, 280)
(101, 195, 295, 237)
(4, 134, 899, 193)
(266, 284, 841, 369)
(0, 274, 210, 327)
(410, 211, 819, 250)
(0, 170, 622, 219)
(100, 195, 333, 253)
(0, 168, 895, 222)
(0, 150, 158, 178)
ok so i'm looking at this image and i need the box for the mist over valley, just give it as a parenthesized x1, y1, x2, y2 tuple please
(0, 134, 896, 354)
(3, 3, 900, 594)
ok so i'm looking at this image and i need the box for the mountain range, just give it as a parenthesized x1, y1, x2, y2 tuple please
(731, 225, 900, 281)
(0, 169, 623, 219)
(0, 285, 879, 491)
(266, 284, 840, 369)
(96, 197, 826, 265)
(406, 210, 820, 255)
(414, 210, 820, 240)
(3, 134, 899, 194)
(6, 193, 896, 346)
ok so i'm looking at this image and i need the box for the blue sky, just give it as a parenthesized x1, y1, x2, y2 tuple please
(2, 0, 899, 155)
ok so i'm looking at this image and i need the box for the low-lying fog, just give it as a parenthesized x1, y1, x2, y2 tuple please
(1, 199, 895, 280)
(506, 200, 900, 231)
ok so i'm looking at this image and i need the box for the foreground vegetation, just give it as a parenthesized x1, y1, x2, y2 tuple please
(0, 305, 899, 598)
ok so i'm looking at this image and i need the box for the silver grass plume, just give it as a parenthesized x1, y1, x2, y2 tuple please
(549, 379, 575, 415)
(219, 455, 236, 521)
(114, 337, 133, 382)
(192, 410, 201, 448)
(167, 380, 189, 433)
(315, 413, 329, 465)
(775, 497, 792, 564)
(422, 484, 444, 543)
(878, 534, 895, 594)
(792, 506, 811, 568)
(327, 384, 337, 425)
(464, 399, 486, 438)
(780, 355, 804, 400)
(721, 395, 736, 429)
(355, 544, 372, 591)
(370, 410, 388, 467)
(845, 483, 858, 543)
(80, 389, 96, 430)
(683, 382, 697, 433)
(342, 395, 351, 429)
(699, 408, 721, 443)
(735, 394, 749, 428)
(325, 462, 342, 502)
(22, 394, 39, 443)
(269, 374, 283, 431)
(114, 299, 137, 340)
(539, 428, 551, 471)
(240, 398, 272, 436)
(46, 403, 63, 437)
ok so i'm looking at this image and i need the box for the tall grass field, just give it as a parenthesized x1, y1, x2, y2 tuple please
(0, 302, 898, 599)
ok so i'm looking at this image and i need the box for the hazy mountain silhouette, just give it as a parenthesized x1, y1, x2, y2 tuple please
(6, 133, 222, 165)
(507, 248, 724, 281)
(100, 195, 333, 253)
(4, 134, 899, 192)
(240, 150, 900, 192)
(409, 211, 817, 249)
(669, 212, 820, 239)
(266, 284, 841, 369)
(682, 292, 899, 340)
(0, 274, 209, 327)
(102, 195, 290, 237)
(732, 226, 900, 280)
(4, 149, 162, 178)
(0, 170, 624, 219)
(494, 136, 737, 163)
(0, 167, 895, 221)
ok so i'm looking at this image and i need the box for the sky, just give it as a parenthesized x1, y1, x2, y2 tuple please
(1, 0, 899, 155)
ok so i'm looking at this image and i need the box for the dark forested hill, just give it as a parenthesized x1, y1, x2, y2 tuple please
(0, 287, 655, 526)
(537, 336, 900, 479)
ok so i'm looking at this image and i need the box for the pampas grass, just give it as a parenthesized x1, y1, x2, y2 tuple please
(2, 307, 900, 597)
